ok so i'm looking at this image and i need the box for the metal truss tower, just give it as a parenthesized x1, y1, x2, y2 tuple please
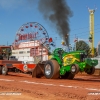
(88, 8, 96, 57)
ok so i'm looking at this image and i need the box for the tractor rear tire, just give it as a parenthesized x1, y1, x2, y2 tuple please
(44, 60, 60, 79)
(86, 67, 95, 75)
(2, 66, 8, 75)
(0, 66, 2, 75)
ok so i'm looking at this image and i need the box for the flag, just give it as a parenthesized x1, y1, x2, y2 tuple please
(74, 38, 78, 42)
(49, 38, 53, 43)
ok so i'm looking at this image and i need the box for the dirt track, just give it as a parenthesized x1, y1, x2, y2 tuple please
(0, 72, 100, 100)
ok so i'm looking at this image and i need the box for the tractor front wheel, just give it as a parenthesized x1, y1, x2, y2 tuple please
(71, 64, 79, 74)
(44, 60, 60, 79)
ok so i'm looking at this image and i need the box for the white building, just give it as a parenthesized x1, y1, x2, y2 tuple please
(11, 41, 48, 64)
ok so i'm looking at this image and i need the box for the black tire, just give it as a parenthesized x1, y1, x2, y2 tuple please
(86, 67, 95, 75)
(0, 66, 2, 75)
(71, 64, 79, 74)
(67, 72, 75, 79)
(2, 66, 8, 75)
(44, 60, 60, 79)
(61, 72, 75, 80)
(61, 72, 70, 79)
(0, 55, 3, 60)
(61, 64, 79, 80)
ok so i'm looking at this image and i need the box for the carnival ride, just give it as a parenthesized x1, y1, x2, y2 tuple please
(13, 22, 55, 49)
(12, 22, 55, 62)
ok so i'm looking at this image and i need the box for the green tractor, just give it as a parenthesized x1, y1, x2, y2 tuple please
(32, 48, 98, 79)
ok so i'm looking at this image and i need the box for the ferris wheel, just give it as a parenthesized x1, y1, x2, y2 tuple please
(13, 22, 55, 49)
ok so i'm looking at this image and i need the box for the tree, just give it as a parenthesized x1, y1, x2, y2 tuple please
(76, 40, 90, 55)
(75, 40, 97, 57)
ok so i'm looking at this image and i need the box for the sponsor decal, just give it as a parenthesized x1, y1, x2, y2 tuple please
(63, 55, 80, 66)
(23, 64, 28, 71)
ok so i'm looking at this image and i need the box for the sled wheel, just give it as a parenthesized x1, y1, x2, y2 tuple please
(0, 66, 2, 75)
(2, 66, 8, 75)
(86, 67, 95, 75)
(44, 60, 60, 79)
(71, 64, 79, 74)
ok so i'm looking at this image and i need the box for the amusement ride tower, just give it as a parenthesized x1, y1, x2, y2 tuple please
(88, 7, 96, 57)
